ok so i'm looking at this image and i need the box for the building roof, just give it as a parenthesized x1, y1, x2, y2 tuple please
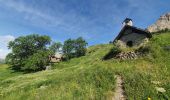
(114, 25, 152, 42)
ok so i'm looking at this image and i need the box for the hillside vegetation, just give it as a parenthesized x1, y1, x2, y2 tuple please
(0, 32, 170, 100)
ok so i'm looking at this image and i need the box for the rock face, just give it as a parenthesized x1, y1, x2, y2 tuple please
(147, 13, 170, 32)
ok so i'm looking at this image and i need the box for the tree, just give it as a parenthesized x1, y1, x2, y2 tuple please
(49, 42, 62, 54)
(63, 39, 75, 59)
(63, 37, 88, 60)
(6, 34, 51, 71)
(23, 50, 51, 71)
(74, 37, 88, 57)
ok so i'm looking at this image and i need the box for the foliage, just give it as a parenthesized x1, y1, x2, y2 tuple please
(63, 37, 88, 60)
(74, 37, 88, 57)
(23, 50, 51, 71)
(62, 39, 75, 59)
(49, 42, 62, 54)
(5, 34, 51, 72)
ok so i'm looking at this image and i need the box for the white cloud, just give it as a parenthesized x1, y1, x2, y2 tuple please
(0, 35, 15, 59)
(0, 0, 96, 34)
(0, 0, 68, 28)
(0, 35, 15, 44)
(0, 49, 11, 59)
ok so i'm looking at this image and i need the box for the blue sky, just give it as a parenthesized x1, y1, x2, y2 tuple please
(0, 0, 170, 59)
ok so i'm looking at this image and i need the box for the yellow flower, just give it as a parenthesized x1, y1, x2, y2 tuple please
(148, 97, 151, 100)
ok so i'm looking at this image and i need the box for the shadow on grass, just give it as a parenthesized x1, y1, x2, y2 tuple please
(102, 47, 121, 60)
(7, 65, 40, 74)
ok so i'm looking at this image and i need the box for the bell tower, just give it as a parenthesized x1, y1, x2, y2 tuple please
(122, 18, 133, 27)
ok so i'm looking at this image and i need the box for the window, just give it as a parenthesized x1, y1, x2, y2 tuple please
(126, 41, 133, 47)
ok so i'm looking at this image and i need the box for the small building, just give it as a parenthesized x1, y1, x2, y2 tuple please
(114, 18, 152, 47)
(49, 53, 63, 63)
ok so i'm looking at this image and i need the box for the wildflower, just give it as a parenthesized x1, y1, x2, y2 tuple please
(39, 85, 48, 90)
(155, 87, 166, 93)
(151, 81, 161, 85)
(148, 97, 151, 100)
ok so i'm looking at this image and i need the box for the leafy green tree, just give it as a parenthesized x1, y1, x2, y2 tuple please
(63, 39, 75, 59)
(23, 50, 51, 71)
(6, 34, 51, 71)
(74, 37, 88, 57)
(63, 37, 88, 60)
(49, 42, 62, 54)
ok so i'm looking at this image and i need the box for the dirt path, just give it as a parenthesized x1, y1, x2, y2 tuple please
(112, 75, 127, 100)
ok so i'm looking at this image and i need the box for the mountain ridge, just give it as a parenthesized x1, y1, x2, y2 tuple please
(147, 12, 170, 32)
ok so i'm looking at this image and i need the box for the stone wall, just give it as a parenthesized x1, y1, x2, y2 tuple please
(117, 31, 148, 47)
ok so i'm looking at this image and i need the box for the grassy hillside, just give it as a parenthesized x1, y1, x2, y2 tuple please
(0, 32, 170, 100)
(0, 45, 116, 100)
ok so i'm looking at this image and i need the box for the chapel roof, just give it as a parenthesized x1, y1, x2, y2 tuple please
(114, 25, 152, 42)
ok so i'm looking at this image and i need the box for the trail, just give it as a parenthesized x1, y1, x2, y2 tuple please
(112, 75, 127, 100)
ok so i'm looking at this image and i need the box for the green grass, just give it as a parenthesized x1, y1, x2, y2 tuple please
(0, 44, 116, 100)
(0, 64, 22, 81)
(0, 32, 170, 100)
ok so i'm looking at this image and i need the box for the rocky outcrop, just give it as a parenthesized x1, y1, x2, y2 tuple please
(114, 51, 147, 60)
(147, 13, 170, 32)
(115, 51, 138, 60)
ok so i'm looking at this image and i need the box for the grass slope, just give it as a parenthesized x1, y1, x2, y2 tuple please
(0, 45, 116, 100)
(0, 32, 170, 100)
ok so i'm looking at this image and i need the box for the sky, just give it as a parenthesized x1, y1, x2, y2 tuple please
(0, 0, 170, 59)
